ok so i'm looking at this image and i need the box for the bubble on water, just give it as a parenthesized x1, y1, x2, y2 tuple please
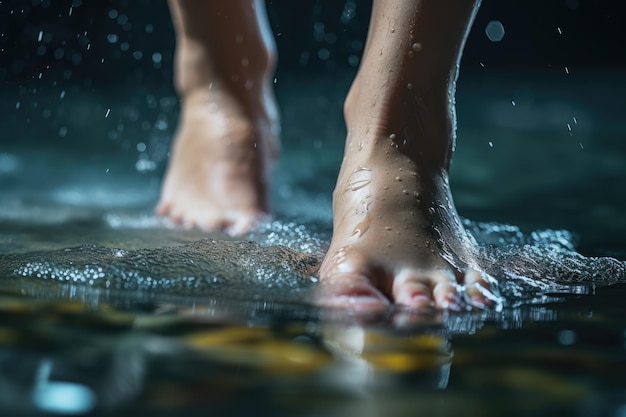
(485, 20, 505, 42)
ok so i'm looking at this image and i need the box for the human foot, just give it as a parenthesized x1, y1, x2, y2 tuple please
(315, 0, 492, 311)
(157, 86, 279, 235)
(158, 0, 278, 235)
(318, 142, 495, 311)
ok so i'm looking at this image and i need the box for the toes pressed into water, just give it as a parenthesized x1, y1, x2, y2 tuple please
(318, 261, 496, 312)
(464, 269, 495, 308)
(318, 273, 390, 312)
(156, 202, 265, 236)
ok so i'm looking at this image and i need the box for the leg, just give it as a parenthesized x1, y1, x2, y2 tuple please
(319, 0, 493, 310)
(158, 0, 279, 235)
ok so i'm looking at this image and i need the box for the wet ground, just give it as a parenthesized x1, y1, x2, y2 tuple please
(0, 70, 625, 416)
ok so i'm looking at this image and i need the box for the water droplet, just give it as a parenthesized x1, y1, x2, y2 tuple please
(488, 141, 494, 147)
(557, 27, 562, 35)
(241, 57, 249, 67)
(411, 43, 422, 52)
(407, 83, 413, 90)
(348, 167, 372, 191)
(389, 133, 396, 140)
(351, 215, 372, 239)
(485, 21, 505, 42)
(104, 108, 111, 118)
(395, 176, 402, 181)
(564, 67, 570, 74)
(511, 100, 516, 106)
(38, 31, 43, 42)
(341, 1, 357, 24)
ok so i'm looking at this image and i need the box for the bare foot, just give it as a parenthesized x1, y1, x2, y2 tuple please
(158, 0, 279, 235)
(157, 86, 279, 235)
(318, 139, 495, 311)
(317, 0, 493, 311)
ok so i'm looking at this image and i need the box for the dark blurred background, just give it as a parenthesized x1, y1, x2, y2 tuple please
(0, 0, 624, 255)
(1, 0, 624, 86)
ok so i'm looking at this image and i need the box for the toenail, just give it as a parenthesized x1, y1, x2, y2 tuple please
(410, 293, 430, 303)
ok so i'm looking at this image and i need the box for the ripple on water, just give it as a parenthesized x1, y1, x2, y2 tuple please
(0, 217, 623, 309)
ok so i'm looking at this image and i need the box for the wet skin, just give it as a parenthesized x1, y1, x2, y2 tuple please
(159, 0, 495, 310)
(158, 0, 279, 234)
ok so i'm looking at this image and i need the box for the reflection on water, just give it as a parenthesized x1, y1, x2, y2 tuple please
(1, 286, 626, 416)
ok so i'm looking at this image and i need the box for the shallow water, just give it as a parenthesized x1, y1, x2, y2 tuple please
(1, 71, 625, 415)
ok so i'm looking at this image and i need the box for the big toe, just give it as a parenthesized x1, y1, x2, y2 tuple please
(317, 273, 389, 311)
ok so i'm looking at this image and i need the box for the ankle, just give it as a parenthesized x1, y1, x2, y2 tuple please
(174, 39, 276, 99)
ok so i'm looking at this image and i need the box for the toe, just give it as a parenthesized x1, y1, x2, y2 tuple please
(225, 212, 259, 236)
(392, 270, 434, 310)
(317, 272, 389, 311)
(431, 271, 464, 311)
(464, 269, 494, 308)
(155, 201, 171, 215)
